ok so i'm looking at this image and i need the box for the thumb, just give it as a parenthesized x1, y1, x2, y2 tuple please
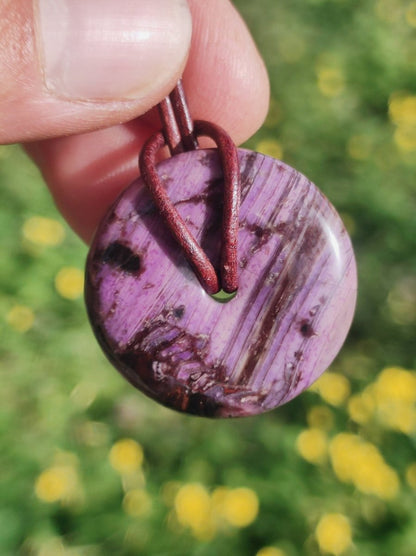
(0, 0, 192, 144)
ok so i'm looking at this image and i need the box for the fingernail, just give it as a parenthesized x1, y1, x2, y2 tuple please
(35, 0, 192, 101)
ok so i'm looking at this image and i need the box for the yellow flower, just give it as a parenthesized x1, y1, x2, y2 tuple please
(352, 445, 398, 499)
(6, 304, 35, 332)
(329, 433, 362, 483)
(383, 366, 415, 405)
(109, 439, 144, 474)
(174, 483, 215, 540)
(22, 216, 65, 247)
(329, 433, 400, 499)
(35, 466, 77, 503)
(375, 467, 400, 500)
(296, 428, 328, 465)
(311, 373, 351, 406)
(378, 403, 416, 435)
(370, 367, 416, 434)
(220, 487, 259, 528)
(307, 406, 334, 431)
(405, 463, 416, 489)
(55, 267, 84, 300)
(173, 483, 258, 538)
(123, 489, 152, 517)
(389, 93, 416, 153)
(389, 93, 416, 127)
(347, 392, 375, 425)
(315, 513, 352, 555)
(317, 67, 345, 98)
(256, 548, 287, 556)
(256, 139, 283, 160)
(210, 485, 229, 514)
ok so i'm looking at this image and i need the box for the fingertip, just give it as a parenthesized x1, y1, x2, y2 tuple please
(1, 0, 192, 143)
(185, 0, 270, 144)
(35, 0, 192, 102)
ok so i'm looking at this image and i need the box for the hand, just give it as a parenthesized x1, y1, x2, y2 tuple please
(0, 0, 269, 242)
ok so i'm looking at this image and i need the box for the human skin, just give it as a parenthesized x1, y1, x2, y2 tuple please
(0, 0, 269, 242)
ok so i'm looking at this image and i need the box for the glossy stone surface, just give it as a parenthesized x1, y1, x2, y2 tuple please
(85, 149, 357, 417)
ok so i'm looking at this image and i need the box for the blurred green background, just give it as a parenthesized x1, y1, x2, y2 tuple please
(1, 0, 416, 555)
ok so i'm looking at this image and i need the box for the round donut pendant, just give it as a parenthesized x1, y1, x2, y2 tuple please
(85, 148, 357, 417)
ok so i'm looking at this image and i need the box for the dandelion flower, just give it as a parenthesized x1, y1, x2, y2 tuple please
(311, 373, 350, 406)
(256, 548, 287, 556)
(174, 483, 215, 540)
(316, 513, 352, 555)
(221, 487, 259, 528)
(109, 439, 144, 474)
(35, 466, 77, 503)
(296, 428, 328, 465)
(22, 216, 65, 247)
(55, 267, 84, 300)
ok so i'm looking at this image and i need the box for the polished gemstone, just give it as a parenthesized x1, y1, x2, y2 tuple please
(85, 149, 357, 417)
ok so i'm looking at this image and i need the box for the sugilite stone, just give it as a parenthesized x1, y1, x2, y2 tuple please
(85, 149, 357, 417)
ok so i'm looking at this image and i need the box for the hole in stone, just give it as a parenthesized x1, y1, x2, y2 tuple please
(211, 289, 238, 304)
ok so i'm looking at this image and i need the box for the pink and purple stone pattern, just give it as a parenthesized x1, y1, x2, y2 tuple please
(85, 149, 357, 418)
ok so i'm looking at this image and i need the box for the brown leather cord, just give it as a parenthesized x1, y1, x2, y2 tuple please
(140, 82, 240, 294)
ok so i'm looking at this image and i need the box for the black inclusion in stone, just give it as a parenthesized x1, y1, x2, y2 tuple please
(173, 306, 185, 319)
(185, 392, 220, 417)
(300, 320, 315, 338)
(101, 242, 142, 274)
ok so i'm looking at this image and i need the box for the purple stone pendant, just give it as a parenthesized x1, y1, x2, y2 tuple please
(85, 81, 357, 417)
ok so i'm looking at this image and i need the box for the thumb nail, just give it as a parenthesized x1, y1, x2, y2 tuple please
(35, 0, 192, 101)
